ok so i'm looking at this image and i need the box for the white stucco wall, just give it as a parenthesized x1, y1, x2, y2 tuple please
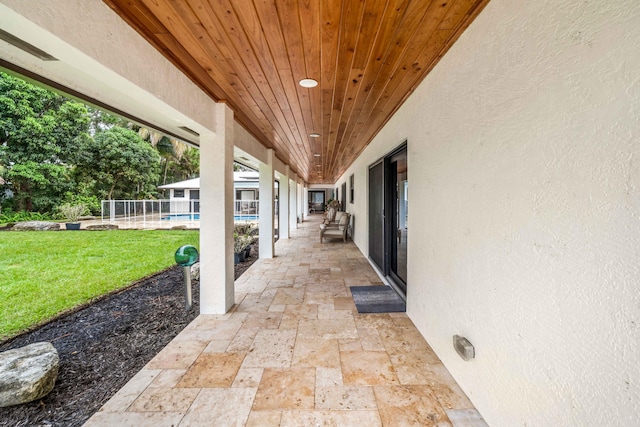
(234, 122, 268, 165)
(337, 1, 640, 425)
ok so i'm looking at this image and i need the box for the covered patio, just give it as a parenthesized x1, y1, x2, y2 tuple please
(1, 1, 639, 425)
(84, 215, 484, 426)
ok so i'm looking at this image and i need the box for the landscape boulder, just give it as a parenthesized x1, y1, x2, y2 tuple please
(86, 224, 119, 231)
(0, 342, 59, 408)
(12, 221, 60, 231)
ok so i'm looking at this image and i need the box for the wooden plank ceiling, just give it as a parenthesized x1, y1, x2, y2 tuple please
(104, 0, 488, 183)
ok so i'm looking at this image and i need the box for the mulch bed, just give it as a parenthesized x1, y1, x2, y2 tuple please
(0, 243, 258, 427)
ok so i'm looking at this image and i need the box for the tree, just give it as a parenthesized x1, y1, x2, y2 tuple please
(138, 128, 197, 185)
(74, 127, 161, 200)
(172, 146, 199, 180)
(5, 162, 74, 212)
(0, 72, 90, 211)
(0, 72, 199, 212)
(86, 106, 129, 135)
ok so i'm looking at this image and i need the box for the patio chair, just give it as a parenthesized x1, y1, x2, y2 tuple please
(320, 212, 351, 243)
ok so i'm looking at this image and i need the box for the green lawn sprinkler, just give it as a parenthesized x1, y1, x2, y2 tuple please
(174, 245, 199, 310)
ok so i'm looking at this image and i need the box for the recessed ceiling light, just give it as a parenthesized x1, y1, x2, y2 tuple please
(313, 153, 321, 157)
(310, 133, 321, 138)
(299, 78, 318, 88)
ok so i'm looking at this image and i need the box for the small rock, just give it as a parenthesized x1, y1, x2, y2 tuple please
(12, 221, 60, 231)
(171, 225, 188, 230)
(85, 224, 119, 231)
(191, 262, 200, 281)
(0, 342, 59, 408)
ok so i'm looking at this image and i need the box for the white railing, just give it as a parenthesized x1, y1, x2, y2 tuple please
(101, 199, 199, 222)
(234, 200, 259, 222)
(100, 199, 260, 223)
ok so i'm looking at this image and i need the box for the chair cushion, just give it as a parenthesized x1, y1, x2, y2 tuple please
(322, 228, 343, 236)
(338, 213, 350, 229)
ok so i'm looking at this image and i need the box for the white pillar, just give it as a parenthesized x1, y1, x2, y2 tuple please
(279, 166, 290, 239)
(259, 150, 275, 258)
(303, 185, 309, 218)
(200, 102, 234, 314)
(297, 178, 304, 223)
(289, 173, 297, 229)
(296, 177, 304, 222)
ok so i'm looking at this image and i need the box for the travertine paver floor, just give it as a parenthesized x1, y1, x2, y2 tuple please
(84, 215, 488, 427)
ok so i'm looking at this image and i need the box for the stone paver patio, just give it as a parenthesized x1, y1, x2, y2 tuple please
(84, 215, 487, 426)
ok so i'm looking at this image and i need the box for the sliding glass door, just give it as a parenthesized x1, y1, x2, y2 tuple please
(368, 144, 408, 294)
(389, 149, 407, 291)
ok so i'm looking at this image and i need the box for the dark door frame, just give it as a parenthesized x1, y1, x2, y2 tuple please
(368, 141, 408, 293)
(386, 146, 407, 293)
(368, 160, 385, 272)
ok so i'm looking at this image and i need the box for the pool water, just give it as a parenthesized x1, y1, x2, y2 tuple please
(162, 214, 259, 221)
(162, 214, 200, 220)
(235, 215, 259, 221)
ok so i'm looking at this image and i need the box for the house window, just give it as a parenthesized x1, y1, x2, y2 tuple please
(236, 189, 257, 200)
(349, 174, 354, 203)
(173, 189, 185, 198)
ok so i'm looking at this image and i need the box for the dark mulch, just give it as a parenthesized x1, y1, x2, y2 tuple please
(0, 243, 258, 427)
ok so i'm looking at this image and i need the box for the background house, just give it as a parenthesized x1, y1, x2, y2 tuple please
(158, 172, 271, 217)
(157, 177, 199, 215)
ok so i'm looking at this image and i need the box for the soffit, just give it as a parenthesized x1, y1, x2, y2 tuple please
(104, 0, 489, 183)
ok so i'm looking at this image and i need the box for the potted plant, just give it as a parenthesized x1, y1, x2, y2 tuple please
(233, 232, 252, 264)
(57, 202, 87, 230)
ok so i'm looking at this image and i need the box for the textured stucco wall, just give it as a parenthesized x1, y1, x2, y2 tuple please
(337, 1, 640, 425)
(234, 122, 269, 165)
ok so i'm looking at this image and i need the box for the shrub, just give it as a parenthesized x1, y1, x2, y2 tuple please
(57, 203, 88, 223)
(0, 210, 53, 224)
(233, 232, 254, 254)
(64, 193, 101, 216)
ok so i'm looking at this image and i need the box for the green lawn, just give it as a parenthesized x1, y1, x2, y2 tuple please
(0, 230, 199, 340)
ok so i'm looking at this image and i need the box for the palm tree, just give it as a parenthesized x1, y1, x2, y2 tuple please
(137, 128, 197, 185)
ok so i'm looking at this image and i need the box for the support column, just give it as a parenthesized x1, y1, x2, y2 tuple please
(279, 166, 290, 239)
(297, 178, 304, 223)
(200, 102, 234, 314)
(289, 173, 297, 229)
(297, 178, 306, 222)
(259, 150, 275, 258)
(301, 181, 306, 219)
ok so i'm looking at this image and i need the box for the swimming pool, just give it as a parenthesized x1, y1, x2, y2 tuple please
(235, 215, 259, 221)
(162, 214, 259, 221)
(162, 214, 200, 220)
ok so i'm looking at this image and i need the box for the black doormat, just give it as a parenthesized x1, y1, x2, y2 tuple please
(350, 285, 406, 313)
